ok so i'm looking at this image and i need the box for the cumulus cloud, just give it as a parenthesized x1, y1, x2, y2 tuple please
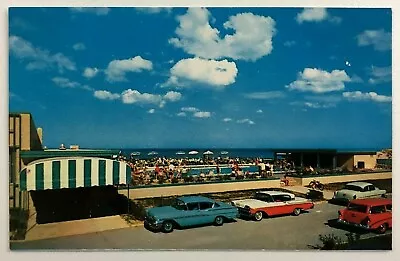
(283, 40, 296, 47)
(83, 67, 99, 79)
(223, 118, 232, 122)
(148, 109, 155, 114)
(163, 57, 238, 88)
(286, 68, 351, 93)
(244, 91, 285, 99)
(177, 112, 186, 117)
(9, 35, 76, 72)
(52, 77, 93, 91)
(193, 111, 211, 118)
(237, 119, 255, 125)
(135, 7, 172, 14)
(368, 66, 391, 84)
(256, 109, 263, 113)
(357, 29, 391, 51)
(94, 90, 120, 100)
(296, 8, 341, 24)
(73, 42, 86, 51)
(169, 8, 276, 61)
(105, 56, 153, 82)
(181, 107, 199, 112)
(120, 89, 181, 108)
(343, 91, 392, 103)
(304, 102, 336, 109)
(70, 7, 110, 16)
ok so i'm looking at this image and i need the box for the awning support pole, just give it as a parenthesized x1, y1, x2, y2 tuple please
(127, 184, 130, 215)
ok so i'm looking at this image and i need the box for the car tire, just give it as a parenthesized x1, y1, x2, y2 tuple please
(214, 216, 224, 226)
(254, 211, 263, 221)
(162, 221, 174, 233)
(293, 208, 301, 216)
(376, 223, 387, 234)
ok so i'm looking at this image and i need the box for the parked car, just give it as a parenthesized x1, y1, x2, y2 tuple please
(144, 196, 239, 233)
(231, 190, 314, 221)
(332, 182, 387, 202)
(337, 198, 392, 234)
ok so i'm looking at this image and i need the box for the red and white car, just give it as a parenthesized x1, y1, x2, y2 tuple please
(231, 191, 314, 221)
(337, 198, 392, 234)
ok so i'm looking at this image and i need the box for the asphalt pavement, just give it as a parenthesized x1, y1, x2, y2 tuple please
(10, 201, 392, 250)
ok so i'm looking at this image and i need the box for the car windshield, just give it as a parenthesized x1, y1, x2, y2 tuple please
(347, 203, 368, 213)
(171, 199, 187, 211)
(344, 185, 364, 192)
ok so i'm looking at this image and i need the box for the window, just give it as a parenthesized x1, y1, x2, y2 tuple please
(347, 203, 368, 213)
(367, 185, 376, 191)
(254, 193, 273, 202)
(272, 195, 293, 202)
(213, 203, 220, 208)
(357, 161, 365, 169)
(344, 185, 363, 192)
(199, 202, 213, 210)
(370, 205, 386, 214)
(187, 202, 200, 211)
(172, 199, 187, 211)
(386, 205, 392, 212)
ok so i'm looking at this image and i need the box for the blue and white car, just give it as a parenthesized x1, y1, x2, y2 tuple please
(144, 196, 239, 233)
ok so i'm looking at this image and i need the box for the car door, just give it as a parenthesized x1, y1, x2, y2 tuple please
(364, 185, 377, 198)
(266, 195, 290, 216)
(369, 205, 388, 228)
(183, 202, 202, 226)
(198, 202, 215, 224)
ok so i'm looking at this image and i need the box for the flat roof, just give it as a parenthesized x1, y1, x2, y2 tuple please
(350, 198, 392, 207)
(20, 149, 120, 159)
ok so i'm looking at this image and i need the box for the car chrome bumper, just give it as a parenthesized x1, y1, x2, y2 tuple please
(336, 219, 369, 229)
(144, 219, 162, 230)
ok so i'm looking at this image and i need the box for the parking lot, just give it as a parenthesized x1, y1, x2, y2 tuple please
(10, 201, 391, 250)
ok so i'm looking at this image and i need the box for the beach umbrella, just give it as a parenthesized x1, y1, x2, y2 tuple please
(203, 150, 214, 155)
(188, 150, 199, 155)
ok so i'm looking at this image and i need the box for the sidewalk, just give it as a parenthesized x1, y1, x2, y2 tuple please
(282, 185, 334, 200)
(23, 215, 139, 241)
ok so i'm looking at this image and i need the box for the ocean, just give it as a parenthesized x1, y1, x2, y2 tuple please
(119, 148, 275, 159)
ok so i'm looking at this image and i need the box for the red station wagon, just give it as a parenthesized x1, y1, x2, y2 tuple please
(337, 198, 392, 234)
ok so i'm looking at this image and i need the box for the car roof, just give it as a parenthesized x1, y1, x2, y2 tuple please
(345, 182, 373, 187)
(350, 198, 392, 207)
(176, 196, 215, 203)
(257, 190, 294, 197)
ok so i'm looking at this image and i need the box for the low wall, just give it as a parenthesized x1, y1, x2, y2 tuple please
(120, 179, 281, 199)
(119, 172, 391, 199)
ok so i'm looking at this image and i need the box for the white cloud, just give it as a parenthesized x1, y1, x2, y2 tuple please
(296, 8, 341, 24)
(135, 7, 172, 14)
(83, 67, 99, 79)
(70, 7, 110, 16)
(193, 111, 211, 118)
(237, 118, 255, 125)
(9, 35, 76, 72)
(256, 109, 263, 113)
(120, 89, 181, 108)
(181, 107, 199, 112)
(304, 102, 335, 109)
(283, 41, 296, 47)
(244, 91, 285, 99)
(94, 90, 120, 100)
(148, 109, 155, 114)
(105, 56, 153, 82)
(343, 91, 392, 103)
(286, 68, 351, 93)
(177, 112, 186, 117)
(368, 66, 391, 84)
(52, 77, 80, 88)
(223, 118, 232, 122)
(357, 29, 391, 51)
(164, 58, 238, 88)
(169, 8, 276, 61)
(73, 42, 86, 51)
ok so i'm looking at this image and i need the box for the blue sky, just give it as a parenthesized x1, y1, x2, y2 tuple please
(9, 7, 392, 149)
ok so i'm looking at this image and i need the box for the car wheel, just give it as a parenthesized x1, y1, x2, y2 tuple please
(254, 211, 263, 221)
(214, 216, 224, 226)
(162, 221, 174, 233)
(293, 208, 301, 216)
(376, 223, 387, 234)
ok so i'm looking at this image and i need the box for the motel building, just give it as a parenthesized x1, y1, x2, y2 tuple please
(9, 112, 133, 239)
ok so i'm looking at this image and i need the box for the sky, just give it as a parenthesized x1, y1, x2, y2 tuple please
(8, 7, 392, 149)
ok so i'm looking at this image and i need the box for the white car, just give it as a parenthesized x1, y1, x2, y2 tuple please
(231, 191, 314, 221)
(332, 182, 387, 202)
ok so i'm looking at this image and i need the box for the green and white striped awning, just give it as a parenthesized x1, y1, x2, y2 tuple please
(19, 157, 132, 191)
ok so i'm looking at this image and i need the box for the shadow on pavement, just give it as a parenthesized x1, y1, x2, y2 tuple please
(324, 219, 369, 235)
(144, 219, 237, 233)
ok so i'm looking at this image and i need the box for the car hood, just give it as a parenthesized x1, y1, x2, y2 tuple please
(232, 199, 267, 208)
(146, 206, 179, 218)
